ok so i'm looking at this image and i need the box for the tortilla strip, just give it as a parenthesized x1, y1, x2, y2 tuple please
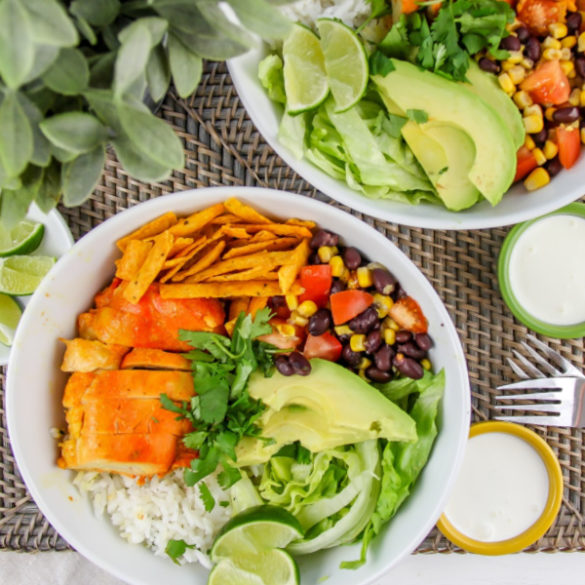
(167, 237, 194, 257)
(285, 218, 317, 229)
(278, 238, 310, 294)
(116, 212, 177, 251)
(173, 240, 226, 281)
(224, 197, 272, 224)
(210, 214, 240, 224)
(223, 237, 299, 259)
(123, 231, 174, 303)
(229, 223, 313, 238)
(247, 296, 269, 317)
(115, 239, 152, 281)
(228, 297, 250, 321)
(250, 230, 278, 242)
(205, 266, 280, 282)
(158, 237, 209, 283)
(160, 280, 304, 299)
(168, 202, 225, 237)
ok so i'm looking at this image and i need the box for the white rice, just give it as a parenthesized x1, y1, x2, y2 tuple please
(280, 0, 373, 28)
(74, 470, 231, 567)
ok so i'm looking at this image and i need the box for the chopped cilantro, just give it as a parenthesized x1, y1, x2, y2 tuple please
(165, 539, 194, 564)
(369, 51, 396, 76)
(406, 109, 429, 124)
(198, 482, 216, 512)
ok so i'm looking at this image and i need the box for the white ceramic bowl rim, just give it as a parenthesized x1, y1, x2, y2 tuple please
(6, 187, 470, 585)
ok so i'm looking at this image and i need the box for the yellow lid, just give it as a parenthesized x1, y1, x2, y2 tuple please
(437, 421, 563, 555)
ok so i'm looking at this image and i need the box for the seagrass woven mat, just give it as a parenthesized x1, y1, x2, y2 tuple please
(1, 60, 585, 555)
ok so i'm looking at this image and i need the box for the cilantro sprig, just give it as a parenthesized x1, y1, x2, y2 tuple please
(161, 307, 280, 489)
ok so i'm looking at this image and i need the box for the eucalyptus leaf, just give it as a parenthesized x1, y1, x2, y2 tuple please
(168, 33, 202, 98)
(50, 144, 78, 163)
(0, 0, 34, 89)
(70, 0, 121, 27)
(21, 0, 79, 47)
(146, 45, 171, 103)
(89, 52, 116, 88)
(24, 87, 57, 115)
(35, 159, 61, 213)
(85, 88, 123, 133)
(23, 45, 60, 84)
(227, 0, 292, 40)
(114, 22, 152, 97)
(195, 0, 256, 51)
(42, 48, 89, 95)
(0, 91, 33, 178)
(61, 145, 105, 207)
(74, 14, 98, 45)
(0, 164, 43, 227)
(119, 17, 168, 47)
(40, 112, 108, 154)
(16, 92, 51, 167)
(153, 1, 208, 35)
(112, 134, 173, 183)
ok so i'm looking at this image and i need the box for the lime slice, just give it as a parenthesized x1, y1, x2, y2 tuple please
(0, 293, 22, 346)
(211, 505, 303, 561)
(208, 550, 299, 585)
(283, 23, 329, 114)
(0, 220, 45, 257)
(316, 18, 369, 112)
(0, 255, 56, 296)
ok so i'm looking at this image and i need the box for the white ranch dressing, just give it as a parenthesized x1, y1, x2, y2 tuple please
(508, 214, 585, 326)
(443, 432, 549, 542)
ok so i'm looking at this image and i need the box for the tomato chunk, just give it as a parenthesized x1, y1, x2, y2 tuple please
(330, 290, 374, 325)
(556, 126, 581, 169)
(514, 146, 539, 182)
(257, 318, 304, 350)
(303, 331, 342, 362)
(520, 60, 571, 106)
(299, 265, 332, 308)
(516, 0, 567, 35)
(388, 296, 428, 333)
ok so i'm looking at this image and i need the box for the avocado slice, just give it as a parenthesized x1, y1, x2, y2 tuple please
(464, 61, 525, 150)
(372, 59, 517, 206)
(235, 358, 416, 466)
(401, 120, 480, 211)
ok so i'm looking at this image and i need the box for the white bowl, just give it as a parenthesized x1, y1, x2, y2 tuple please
(228, 48, 585, 231)
(6, 187, 470, 585)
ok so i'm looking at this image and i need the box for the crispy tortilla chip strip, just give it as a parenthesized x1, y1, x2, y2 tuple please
(278, 239, 310, 294)
(168, 237, 194, 257)
(210, 214, 240, 224)
(160, 280, 303, 299)
(221, 226, 252, 239)
(169, 202, 225, 237)
(116, 212, 177, 251)
(158, 237, 209, 283)
(249, 230, 278, 242)
(173, 240, 226, 281)
(230, 223, 313, 238)
(204, 266, 279, 282)
(115, 239, 153, 281)
(224, 197, 272, 224)
(285, 218, 317, 229)
(248, 296, 268, 317)
(228, 297, 250, 321)
(123, 231, 174, 303)
(223, 237, 299, 259)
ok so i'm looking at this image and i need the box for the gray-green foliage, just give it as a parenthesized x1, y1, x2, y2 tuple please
(0, 0, 294, 225)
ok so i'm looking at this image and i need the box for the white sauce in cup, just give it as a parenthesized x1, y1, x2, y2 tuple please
(508, 214, 585, 326)
(443, 432, 549, 542)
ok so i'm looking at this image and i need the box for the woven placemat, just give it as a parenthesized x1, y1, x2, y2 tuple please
(1, 61, 585, 554)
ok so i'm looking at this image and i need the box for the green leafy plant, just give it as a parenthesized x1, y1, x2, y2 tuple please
(0, 0, 294, 225)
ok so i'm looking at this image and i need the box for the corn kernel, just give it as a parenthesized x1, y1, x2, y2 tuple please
(317, 245, 338, 263)
(549, 23, 568, 39)
(356, 266, 373, 288)
(543, 48, 562, 60)
(562, 35, 577, 49)
(543, 139, 558, 159)
(507, 50, 524, 64)
(359, 357, 371, 369)
(545, 106, 556, 121)
(524, 104, 543, 118)
(383, 328, 396, 345)
(561, 60, 576, 78)
(508, 65, 526, 84)
(560, 47, 573, 61)
(421, 358, 432, 371)
(349, 334, 365, 352)
(520, 57, 535, 69)
(338, 267, 350, 283)
(523, 114, 544, 134)
(580, 90, 585, 107)
(533, 147, 547, 165)
(523, 167, 551, 191)
(329, 255, 344, 277)
(501, 60, 517, 72)
(524, 134, 536, 150)
(581, 127, 585, 144)
(578, 31, 585, 52)
(297, 300, 318, 318)
(498, 72, 515, 94)
(373, 293, 394, 318)
(334, 325, 352, 336)
(570, 88, 582, 106)
(346, 271, 360, 289)
(289, 312, 309, 327)
(285, 294, 298, 310)
(384, 317, 400, 331)
(275, 323, 296, 337)
(543, 36, 562, 50)
(514, 90, 533, 109)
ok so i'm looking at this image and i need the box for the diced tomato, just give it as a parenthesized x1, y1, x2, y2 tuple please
(330, 290, 374, 325)
(298, 265, 332, 308)
(556, 126, 581, 169)
(516, 0, 568, 35)
(257, 318, 304, 350)
(520, 60, 571, 106)
(303, 331, 343, 362)
(514, 146, 539, 182)
(388, 296, 428, 334)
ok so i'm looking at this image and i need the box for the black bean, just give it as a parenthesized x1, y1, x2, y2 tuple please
(269, 295, 286, 311)
(365, 366, 392, 383)
(374, 345, 394, 371)
(288, 351, 311, 376)
(398, 342, 427, 360)
(365, 330, 382, 354)
(567, 11, 582, 32)
(516, 25, 529, 42)
(342, 344, 362, 367)
(348, 306, 379, 333)
(372, 268, 397, 295)
(343, 247, 362, 270)
(308, 308, 331, 336)
(393, 354, 424, 380)
(500, 35, 521, 52)
(552, 106, 580, 124)
(310, 229, 339, 249)
(532, 127, 548, 146)
(308, 252, 321, 264)
(546, 157, 563, 177)
(478, 57, 500, 74)
(330, 278, 346, 295)
(275, 355, 294, 376)
(525, 37, 541, 62)
(414, 332, 432, 351)
(396, 286, 408, 299)
(395, 330, 412, 344)
(577, 55, 585, 79)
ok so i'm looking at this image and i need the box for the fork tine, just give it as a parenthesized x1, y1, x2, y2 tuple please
(525, 333, 583, 377)
(493, 403, 562, 413)
(497, 377, 574, 391)
(494, 391, 562, 402)
(494, 414, 561, 426)
(520, 341, 563, 377)
(508, 350, 544, 379)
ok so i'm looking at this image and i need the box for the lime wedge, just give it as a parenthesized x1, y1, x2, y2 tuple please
(283, 23, 329, 114)
(208, 550, 299, 585)
(0, 293, 22, 346)
(0, 220, 45, 257)
(211, 505, 303, 561)
(0, 255, 56, 296)
(316, 18, 369, 112)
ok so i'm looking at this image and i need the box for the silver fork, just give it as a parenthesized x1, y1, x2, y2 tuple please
(495, 335, 585, 427)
